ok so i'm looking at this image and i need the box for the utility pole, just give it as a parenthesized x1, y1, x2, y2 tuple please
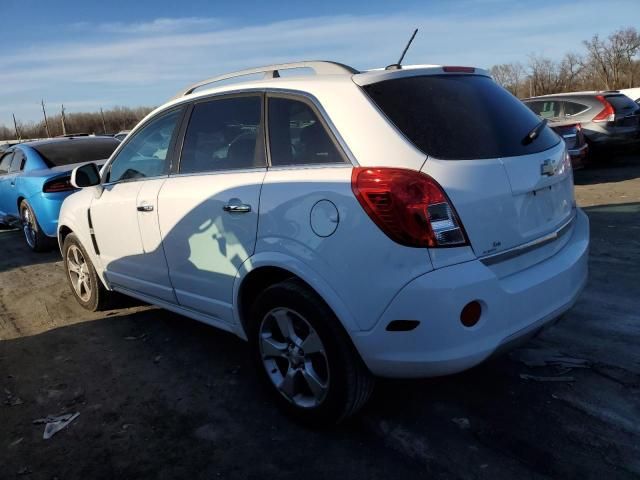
(61, 104, 67, 136)
(12, 113, 21, 140)
(41, 100, 51, 138)
(100, 107, 107, 134)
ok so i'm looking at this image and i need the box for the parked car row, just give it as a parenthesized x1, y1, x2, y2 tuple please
(523, 90, 640, 162)
(0, 62, 591, 425)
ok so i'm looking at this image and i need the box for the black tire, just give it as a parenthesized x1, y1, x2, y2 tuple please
(248, 279, 374, 426)
(20, 200, 54, 252)
(62, 233, 111, 311)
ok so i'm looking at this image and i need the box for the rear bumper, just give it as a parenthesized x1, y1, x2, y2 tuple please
(352, 208, 589, 378)
(28, 191, 71, 238)
(585, 127, 640, 146)
(568, 143, 588, 169)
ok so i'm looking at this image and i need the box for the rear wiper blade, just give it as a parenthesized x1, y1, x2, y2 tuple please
(522, 118, 548, 145)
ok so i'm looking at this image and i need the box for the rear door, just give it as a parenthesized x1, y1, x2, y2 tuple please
(362, 74, 574, 262)
(158, 94, 266, 323)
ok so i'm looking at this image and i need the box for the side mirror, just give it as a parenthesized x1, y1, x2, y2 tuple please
(71, 162, 101, 188)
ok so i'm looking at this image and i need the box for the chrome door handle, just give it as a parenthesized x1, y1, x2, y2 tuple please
(223, 203, 251, 213)
(137, 205, 154, 212)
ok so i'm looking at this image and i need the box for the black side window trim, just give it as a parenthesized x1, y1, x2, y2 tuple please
(173, 92, 267, 175)
(102, 105, 187, 185)
(264, 92, 349, 168)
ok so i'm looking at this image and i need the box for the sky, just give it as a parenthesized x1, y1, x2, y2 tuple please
(1, 0, 639, 126)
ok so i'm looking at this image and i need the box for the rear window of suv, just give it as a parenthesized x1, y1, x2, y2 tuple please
(363, 75, 559, 160)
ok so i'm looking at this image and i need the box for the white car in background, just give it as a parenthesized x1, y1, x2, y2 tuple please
(620, 87, 640, 104)
(57, 61, 589, 424)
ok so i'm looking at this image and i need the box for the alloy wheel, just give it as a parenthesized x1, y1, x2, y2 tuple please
(67, 245, 92, 302)
(21, 207, 36, 249)
(259, 307, 330, 408)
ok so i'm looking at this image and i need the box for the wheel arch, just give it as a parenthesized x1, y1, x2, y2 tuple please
(233, 253, 360, 340)
(58, 224, 73, 249)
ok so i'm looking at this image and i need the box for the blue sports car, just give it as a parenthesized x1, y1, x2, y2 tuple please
(0, 136, 119, 251)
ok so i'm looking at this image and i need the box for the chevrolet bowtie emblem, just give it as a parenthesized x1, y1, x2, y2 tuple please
(541, 159, 556, 176)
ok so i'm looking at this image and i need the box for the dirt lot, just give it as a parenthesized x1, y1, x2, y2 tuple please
(1, 155, 639, 479)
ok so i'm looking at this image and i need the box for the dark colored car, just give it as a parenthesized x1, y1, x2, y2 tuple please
(523, 92, 640, 153)
(548, 120, 588, 169)
(0, 136, 119, 251)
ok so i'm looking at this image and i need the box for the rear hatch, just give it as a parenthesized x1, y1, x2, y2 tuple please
(605, 94, 640, 130)
(360, 71, 575, 261)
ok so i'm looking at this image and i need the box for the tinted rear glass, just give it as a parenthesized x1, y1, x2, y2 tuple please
(32, 137, 119, 167)
(363, 75, 559, 160)
(605, 94, 640, 113)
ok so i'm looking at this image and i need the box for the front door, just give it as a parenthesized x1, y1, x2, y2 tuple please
(90, 107, 183, 302)
(158, 94, 266, 323)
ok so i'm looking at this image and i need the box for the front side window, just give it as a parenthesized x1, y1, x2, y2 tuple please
(268, 97, 344, 166)
(179, 96, 264, 174)
(107, 109, 181, 183)
(0, 152, 13, 174)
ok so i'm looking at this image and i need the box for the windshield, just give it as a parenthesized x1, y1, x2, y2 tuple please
(363, 75, 559, 160)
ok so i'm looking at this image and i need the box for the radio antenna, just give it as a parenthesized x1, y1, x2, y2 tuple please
(385, 28, 418, 70)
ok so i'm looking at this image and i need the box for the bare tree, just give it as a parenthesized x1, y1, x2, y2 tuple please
(583, 27, 640, 89)
(490, 62, 525, 96)
(0, 106, 154, 141)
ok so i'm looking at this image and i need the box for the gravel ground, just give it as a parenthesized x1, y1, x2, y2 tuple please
(1, 154, 639, 479)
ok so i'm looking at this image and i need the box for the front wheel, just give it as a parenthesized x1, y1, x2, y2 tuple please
(248, 279, 374, 425)
(20, 201, 53, 252)
(62, 233, 111, 311)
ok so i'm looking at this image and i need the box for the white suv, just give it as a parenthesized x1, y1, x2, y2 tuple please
(58, 61, 589, 424)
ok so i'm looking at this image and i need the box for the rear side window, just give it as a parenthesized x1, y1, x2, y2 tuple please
(0, 152, 13, 174)
(32, 138, 119, 167)
(179, 96, 264, 174)
(9, 150, 25, 172)
(563, 101, 589, 116)
(526, 100, 562, 119)
(605, 94, 640, 113)
(364, 75, 559, 160)
(268, 97, 344, 166)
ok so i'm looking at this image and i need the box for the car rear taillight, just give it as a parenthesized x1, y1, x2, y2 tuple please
(43, 176, 74, 193)
(351, 167, 468, 248)
(593, 95, 615, 122)
(442, 66, 475, 73)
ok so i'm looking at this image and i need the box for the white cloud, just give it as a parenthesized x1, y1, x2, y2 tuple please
(96, 17, 222, 34)
(1, 1, 638, 124)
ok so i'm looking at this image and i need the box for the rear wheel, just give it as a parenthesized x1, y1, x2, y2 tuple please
(63, 233, 111, 311)
(248, 279, 374, 425)
(20, 201, 53, 252)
